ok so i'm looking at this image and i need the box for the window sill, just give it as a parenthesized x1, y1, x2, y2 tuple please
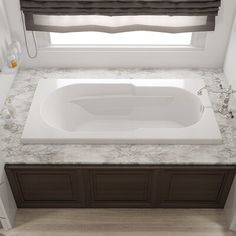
(38, 45, 205, 52)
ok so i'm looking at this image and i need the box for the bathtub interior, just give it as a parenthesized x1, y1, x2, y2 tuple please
(41, 84, 204, 132)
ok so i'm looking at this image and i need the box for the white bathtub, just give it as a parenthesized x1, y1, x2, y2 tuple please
(22, 79, 222, 144)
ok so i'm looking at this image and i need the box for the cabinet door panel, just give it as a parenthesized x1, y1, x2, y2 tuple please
(159, 170, 233, 208)
(19, 173, 75, 201)
(87, 170, 154, 207)
(7, 168, 83, 207)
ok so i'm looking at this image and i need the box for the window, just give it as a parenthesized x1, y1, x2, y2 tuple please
(36, 31, 206, 50)
(50, 31, 192, 46)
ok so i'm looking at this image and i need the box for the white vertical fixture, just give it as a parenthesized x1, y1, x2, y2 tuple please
(224, 177, 236, 231)
(0, 165, 17, 230)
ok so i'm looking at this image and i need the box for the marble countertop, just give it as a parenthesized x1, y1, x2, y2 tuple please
(1, 68, 236, 165)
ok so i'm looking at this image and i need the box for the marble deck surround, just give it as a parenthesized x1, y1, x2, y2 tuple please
(1, 68, 236, 165)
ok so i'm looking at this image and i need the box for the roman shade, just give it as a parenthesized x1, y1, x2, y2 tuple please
(20, 0, 221, 33)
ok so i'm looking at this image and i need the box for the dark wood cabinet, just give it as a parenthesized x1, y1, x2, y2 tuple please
(5, 165, 236, 208)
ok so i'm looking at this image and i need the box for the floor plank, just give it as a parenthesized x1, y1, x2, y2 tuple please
(1, 209, 235, 236)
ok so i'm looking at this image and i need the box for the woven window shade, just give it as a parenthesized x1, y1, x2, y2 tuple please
(20, 0, 221, 33)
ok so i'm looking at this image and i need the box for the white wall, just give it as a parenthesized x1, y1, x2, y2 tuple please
(0, 0, 19, 112)
(4, 0, 236, 68)
(0, 4, 17, 230)
(224, 12, 236, 90)
(224, 11, 236, 232)
(0, 0, 12, 66)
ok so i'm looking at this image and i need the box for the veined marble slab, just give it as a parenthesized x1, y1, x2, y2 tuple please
(1, 68, 236, 165)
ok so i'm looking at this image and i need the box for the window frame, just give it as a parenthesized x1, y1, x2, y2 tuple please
(35, 31, 207, 52)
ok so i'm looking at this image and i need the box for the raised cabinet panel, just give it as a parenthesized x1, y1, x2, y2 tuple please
(6, 167, 84, 207)
(19, 173, 75, 201)
(87, 170, 155, 207)
(159, 170, 234, 208)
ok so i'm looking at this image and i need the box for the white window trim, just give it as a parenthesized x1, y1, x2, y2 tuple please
(35, 31, 207, 52)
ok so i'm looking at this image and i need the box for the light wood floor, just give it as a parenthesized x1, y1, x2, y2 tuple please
(0, 209, 235, 236)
